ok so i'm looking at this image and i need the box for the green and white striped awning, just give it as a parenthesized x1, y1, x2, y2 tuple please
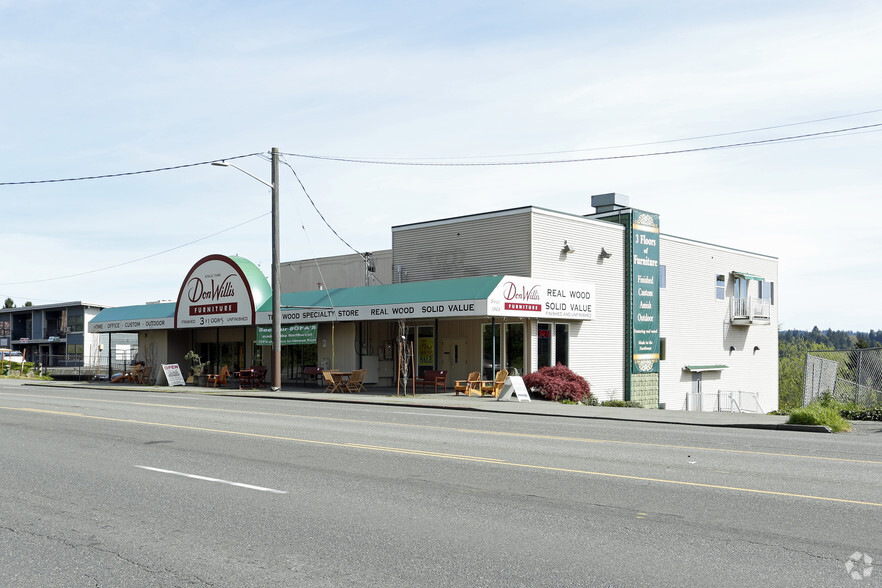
(731, 271, 764, 281)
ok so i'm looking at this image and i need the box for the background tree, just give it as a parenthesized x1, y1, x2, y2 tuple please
(3, 298, 13, 308)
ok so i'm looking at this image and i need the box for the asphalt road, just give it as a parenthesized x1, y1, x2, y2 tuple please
(1, 381, 880, 587)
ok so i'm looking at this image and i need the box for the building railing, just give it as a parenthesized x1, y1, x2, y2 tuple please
(730, 297, 771, 323)
(687, 390, 765, 413)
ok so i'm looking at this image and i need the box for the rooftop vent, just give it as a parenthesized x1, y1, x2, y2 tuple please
(590, 193, 630, 214)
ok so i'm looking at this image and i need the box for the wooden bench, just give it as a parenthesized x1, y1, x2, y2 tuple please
(415, 369, 447, 393)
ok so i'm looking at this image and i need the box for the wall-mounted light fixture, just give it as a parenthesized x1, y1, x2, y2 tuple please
(561, 240, 575, 255)
(753, 346, 760, 352)
(599, 247, 612, 259)
(729, 346, 736, 352)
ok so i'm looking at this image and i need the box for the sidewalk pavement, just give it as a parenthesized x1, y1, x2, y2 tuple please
(24, 379, 841, 433)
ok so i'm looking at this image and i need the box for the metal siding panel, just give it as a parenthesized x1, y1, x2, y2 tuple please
(530, 212, 628, 401)
(658, 236, 778, 411)
(283, 251, 393, 292)
(392, 212, 532, 281)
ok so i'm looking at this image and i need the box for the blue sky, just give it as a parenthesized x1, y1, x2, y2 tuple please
(1, 0, 880, 331)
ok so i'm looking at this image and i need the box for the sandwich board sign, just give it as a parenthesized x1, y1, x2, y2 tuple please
(497, 376, 531, 402)
(162, 363, 186, 387)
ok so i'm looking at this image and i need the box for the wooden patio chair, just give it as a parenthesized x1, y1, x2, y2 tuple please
(454, 371, 481, 396)
(322, 370, 342, 393)
(480, 369, 509, 398)
(344, 369, 367, 393)
(136, 365, 152, 384)
(207, 365, 229, 388)
(126, 364, 143, 383)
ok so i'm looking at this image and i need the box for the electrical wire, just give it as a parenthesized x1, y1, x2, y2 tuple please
(0, 212, 270, 286)
(278, 156, 377, 272)
(282, 122, 882, 167)
(321, 107, 882, 160)
(0, 152, 263, 186)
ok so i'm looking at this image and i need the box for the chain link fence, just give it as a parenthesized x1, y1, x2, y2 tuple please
(803, 347, 882, 407)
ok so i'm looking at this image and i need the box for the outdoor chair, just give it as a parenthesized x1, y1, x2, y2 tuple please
(322, 370, 343, 393)
(415, 369, 448, 393)
(207, 365, 229, 388)
(344, 369, 367, 393)
(454, 371, 481, 396)
(480, 369, 509, 398)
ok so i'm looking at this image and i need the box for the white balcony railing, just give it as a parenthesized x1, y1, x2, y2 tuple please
(729, 297, 770, 324)
(687, 390, 765, 413)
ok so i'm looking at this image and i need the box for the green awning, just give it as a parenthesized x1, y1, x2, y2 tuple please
(684, 365, 728, 372)
(731, 271, 764, 281)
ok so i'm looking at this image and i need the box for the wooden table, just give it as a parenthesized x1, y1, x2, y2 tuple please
(327, 371, 352, 393)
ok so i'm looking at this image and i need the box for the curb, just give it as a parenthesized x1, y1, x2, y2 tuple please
(21, 381, 830, 433)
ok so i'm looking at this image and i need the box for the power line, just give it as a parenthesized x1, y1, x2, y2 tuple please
(282, 122, 882, 167)
(0, 152, 264, 186)
(338, 108, 882, 160)
(278, 156, 363, 259)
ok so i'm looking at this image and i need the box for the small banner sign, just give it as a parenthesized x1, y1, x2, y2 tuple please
(162, 363, 186, 387)
(256, 324, 318, 346)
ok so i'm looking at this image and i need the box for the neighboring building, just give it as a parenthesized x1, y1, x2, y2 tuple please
(0, 301, 106, 371)
(89, 194, 778, 411)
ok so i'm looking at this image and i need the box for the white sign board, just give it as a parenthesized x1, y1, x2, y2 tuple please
(176, 255, 256, 329)
(257, 299, 488, 325)
(162, 363, 187, 387)
(496, 376, 531, 402)
(90, 316, 174, 333)
(488, 277, 595, 321)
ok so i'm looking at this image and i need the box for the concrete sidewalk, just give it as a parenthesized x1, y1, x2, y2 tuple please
(24, 379, 836, 432)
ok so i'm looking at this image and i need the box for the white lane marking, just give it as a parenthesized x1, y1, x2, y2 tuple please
(135, 466, 287, 494)
(390, 411, 488, 419)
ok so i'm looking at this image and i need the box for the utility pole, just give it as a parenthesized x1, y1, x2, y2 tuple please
(270, 147, 281, 391)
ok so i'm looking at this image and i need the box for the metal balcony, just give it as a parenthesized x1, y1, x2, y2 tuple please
(729, 297, 771, 325)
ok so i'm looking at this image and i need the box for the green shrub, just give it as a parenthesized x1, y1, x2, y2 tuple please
(840, 408, 882, 421)
(600, 400, 643, 408)
(787, 403, 851, 432)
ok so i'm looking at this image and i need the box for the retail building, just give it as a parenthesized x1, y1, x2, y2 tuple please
(89, 194, 778, 411)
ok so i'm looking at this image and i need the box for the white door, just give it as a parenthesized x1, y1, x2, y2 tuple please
(440, 338, 468, 381)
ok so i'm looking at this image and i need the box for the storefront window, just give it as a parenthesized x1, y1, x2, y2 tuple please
(538, 322, 551, 368)
(404, 325, 435, 377)
(283, 344, 318, 379)
(555, 323, 569, 367)
(197, 342, 217, 370)
(505, 323, 524, 375)
(482, 323, 501, 379)
(220, 342, 244, 372)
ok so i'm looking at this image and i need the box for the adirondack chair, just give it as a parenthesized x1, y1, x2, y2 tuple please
(480, 369, 509, 398)
(207, 365, 229, 388)
(454, 371, 481, 396)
